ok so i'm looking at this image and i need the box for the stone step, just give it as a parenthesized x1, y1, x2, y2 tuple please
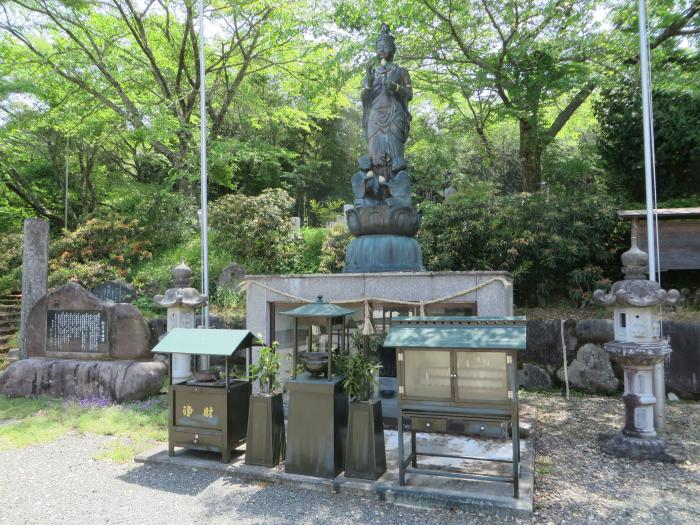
(0, 313, 20, 322)
(0, 304, 20, 311)
(0, 335, 10, 345)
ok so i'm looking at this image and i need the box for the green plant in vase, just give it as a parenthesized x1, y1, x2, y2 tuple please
(343, 351, 386, 480)
(343, 352, 380, 401)
(249, 341, 282, 394)
(245, 341, 286, 467)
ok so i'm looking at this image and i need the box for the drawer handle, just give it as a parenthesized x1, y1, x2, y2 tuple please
(425, 422, 431, 428)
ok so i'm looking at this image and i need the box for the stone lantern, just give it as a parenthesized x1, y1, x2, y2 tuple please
(154, 259, 207, 383)
(594, 225, 679, 460)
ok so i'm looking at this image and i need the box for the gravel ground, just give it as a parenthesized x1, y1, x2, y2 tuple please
(528, 393, 699, 525)
(0, 394, 697, 525)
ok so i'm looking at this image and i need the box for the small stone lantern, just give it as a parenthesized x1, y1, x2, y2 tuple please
(594, 225, 679, 460)
(154, 259, 208, 383)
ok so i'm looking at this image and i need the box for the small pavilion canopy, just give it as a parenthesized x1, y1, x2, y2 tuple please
(153, 328, 258, 356)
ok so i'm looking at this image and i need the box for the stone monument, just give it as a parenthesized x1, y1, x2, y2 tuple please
(344, 24, 424, 273)
(594, 225, 680, 461)
(19, 218, 49, 360)
(153, 259, 207, 383)
(0, 282, 165, 401)
(90, 280, 136, 303)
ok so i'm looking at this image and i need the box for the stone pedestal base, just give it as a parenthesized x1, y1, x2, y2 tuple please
(0, 358, 166, 401)
(598, 432, 679, 462)
(344, 235, 424, 273)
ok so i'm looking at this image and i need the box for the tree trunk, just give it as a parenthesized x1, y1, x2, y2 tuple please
(519, 119, 543, 193)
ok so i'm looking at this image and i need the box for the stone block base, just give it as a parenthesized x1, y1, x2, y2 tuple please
(0, 358, 166, 401)
(598, 432, 684, 463)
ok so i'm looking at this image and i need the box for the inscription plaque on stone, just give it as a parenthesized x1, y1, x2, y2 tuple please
(47, 310, 108, 354)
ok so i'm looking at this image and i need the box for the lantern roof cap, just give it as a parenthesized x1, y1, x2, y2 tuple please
(621, 222, 648, 280)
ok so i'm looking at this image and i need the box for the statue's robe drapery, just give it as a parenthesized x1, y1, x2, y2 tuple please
(361, 63, 412, 167)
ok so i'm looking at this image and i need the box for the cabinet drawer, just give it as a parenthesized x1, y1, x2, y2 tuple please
(462, 419, 508, 438)
(411, 417, 447, 433)
(171, 429, 222, 448)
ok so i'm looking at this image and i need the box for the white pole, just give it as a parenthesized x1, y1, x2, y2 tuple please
(198, 0, 210, 370)
(638, 0, 657, 282)
(638, 0, 666, 431)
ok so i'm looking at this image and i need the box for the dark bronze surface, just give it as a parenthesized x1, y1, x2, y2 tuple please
(168, 379, 251, 463)
(245, 393, 286, 467)
(285, 374, 348, 478)
(345, 400, 386, 481)
(304, 352, 329, 376)
(344, 25, 425, 273)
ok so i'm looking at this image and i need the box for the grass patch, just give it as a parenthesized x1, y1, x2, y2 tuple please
(94, 438, 157, 463)
(0, 395, 53, 419)
(536, 455, 553, 476)
(0, 395, 168, 456)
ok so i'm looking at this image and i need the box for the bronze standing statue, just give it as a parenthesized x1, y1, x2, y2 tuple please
(345, 25, 424, 273)
(362, 24, 413, 170)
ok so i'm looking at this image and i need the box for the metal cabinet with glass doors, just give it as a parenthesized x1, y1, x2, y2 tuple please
(383, 316, 526, 498)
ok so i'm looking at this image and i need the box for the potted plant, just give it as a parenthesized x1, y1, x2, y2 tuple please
(343, 352, 386, 480)
(245, 341, 286, 467)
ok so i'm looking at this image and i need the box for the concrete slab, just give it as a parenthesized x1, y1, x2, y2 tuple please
(136, 406, 535, 517)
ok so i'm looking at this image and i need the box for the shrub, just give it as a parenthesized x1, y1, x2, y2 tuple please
(210, 189, 302, 274)
(297, 227, 327, 273)
(418, 182, 626, 305)
(0, 232, 23, 293)
(48, 212, 154, 288)
(318, 224, 352, 273)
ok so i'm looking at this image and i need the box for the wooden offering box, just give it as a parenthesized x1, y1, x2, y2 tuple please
(153, 328, 256, 463)
(384, 316, 526, 498)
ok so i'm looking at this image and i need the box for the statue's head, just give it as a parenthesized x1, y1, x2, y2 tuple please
(375, 24, 396, 61)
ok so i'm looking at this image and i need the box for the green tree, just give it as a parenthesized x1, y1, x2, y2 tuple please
(595, 81, 700, 202)
(335, 0, 700, 192)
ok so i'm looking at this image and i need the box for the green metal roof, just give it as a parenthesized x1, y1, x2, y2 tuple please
(383, 325, 526, 350)
(393, 316, 526, 323)
(280, 296, 355, 318)
(152, 328, 258, 356)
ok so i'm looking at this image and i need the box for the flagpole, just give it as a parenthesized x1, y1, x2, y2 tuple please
(638, 0, 657, 281)
(638, 0, 666, 431)
(198, 0, 210, 368)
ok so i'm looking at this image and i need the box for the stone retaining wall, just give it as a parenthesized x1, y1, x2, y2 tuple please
(523, 319, 699, 399)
